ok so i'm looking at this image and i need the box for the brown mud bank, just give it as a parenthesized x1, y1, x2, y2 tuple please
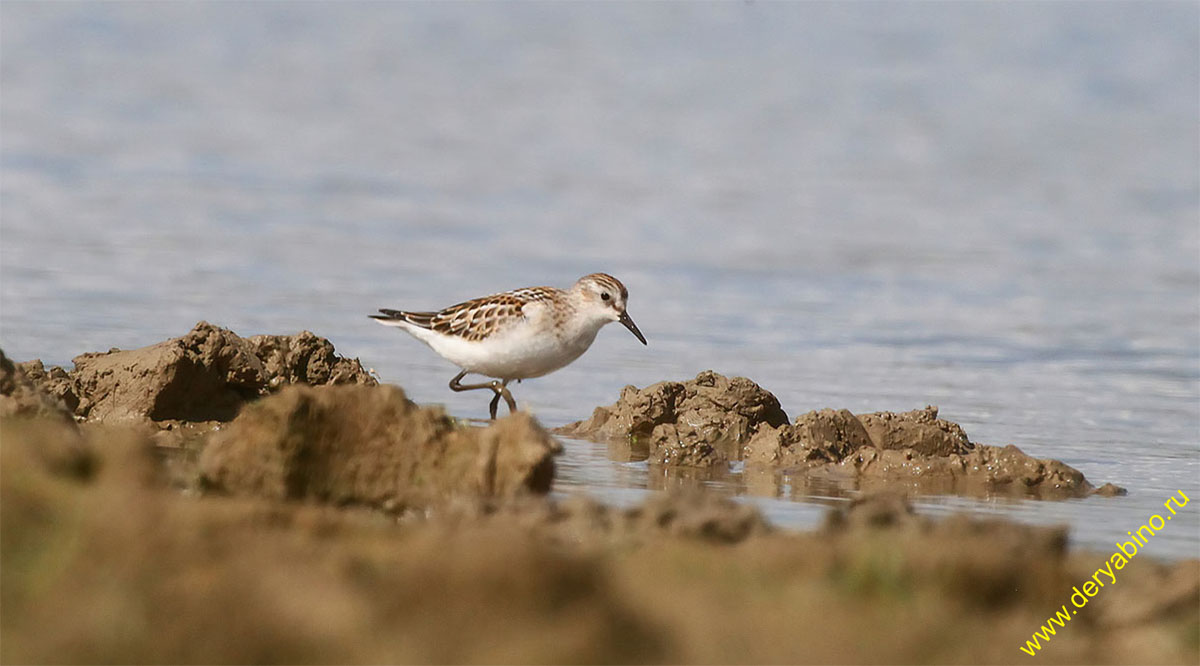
(4, 325, 1190, 663)
(3, 322, 564, 507)
(200, 384, 561, 510)
(3, 325, 1122, 499)
(2, 321, 376, 426)
(2, 418, 1196, 664)
(556, 371, 1125, 498)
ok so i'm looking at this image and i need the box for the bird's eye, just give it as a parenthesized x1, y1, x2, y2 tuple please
(600, 292, 611, 302)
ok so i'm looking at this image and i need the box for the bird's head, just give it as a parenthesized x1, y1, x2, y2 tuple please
(572, 273, 646, 345)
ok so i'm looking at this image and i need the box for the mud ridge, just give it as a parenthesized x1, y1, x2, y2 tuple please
(4, 321, 376, 426)
(558, 374, 1124, 498)
(1, 419, 1192, 664)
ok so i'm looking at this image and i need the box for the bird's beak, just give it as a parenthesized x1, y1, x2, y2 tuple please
(619, 311, 647, 345)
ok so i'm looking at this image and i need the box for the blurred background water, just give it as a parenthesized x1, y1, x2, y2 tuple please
(2, 2, 1197, 558)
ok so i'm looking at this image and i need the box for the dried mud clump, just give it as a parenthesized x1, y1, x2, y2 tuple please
(747, 405, 1108, 498)
(11, 321, 375, 425)
(821, 492, 1072, 608)
(857, 405, 972, 456)
(71, 321, 269, 422)
(821, 491, 922, 531)
(1092, 482, 1128, 497)
(560, 380, 1118, 498)
(0, 349, 77, 424)
(849, 443, 1091, 496)
(0, 419, 663, 665)
(199, 384, 562, 510)
(2, 418, 1194, 665)
(743, 408, 876, 466)
(0, 413, 97, 480)
(746, 406, 972, 468)
(247, 330, 376, 389)
(824, 491, 1069, 553)
(412, 489, 771, 550)
(625, 488, 771, 542)
(554, 370, 788, 467)
(537, 489, 772, 546)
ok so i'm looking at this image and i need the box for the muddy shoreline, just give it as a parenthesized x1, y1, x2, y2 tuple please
(2, 323, 1195, 664)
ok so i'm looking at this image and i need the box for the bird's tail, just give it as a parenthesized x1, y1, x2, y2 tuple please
(369, 309, 436, 329)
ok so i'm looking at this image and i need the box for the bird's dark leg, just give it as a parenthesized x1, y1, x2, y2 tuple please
(448, 370, 495, 393)
(498, 379, 517, 414)
(449, 371, 519, 420)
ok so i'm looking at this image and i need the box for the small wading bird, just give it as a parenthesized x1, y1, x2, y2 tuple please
(370, 273, 646, 419)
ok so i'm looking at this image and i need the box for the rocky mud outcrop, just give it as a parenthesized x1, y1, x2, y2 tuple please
(745, 405, 1108, 498)
(3, 321, 375, 426)
(0, 419, 662, 664)
(3, 418, 1193, 665)
(744, 405, 975, 469)
(199, 384, 561, 510)
(553, 370, 788, 466)
(0, 349, 78, 424)
(4, 325, 568, 506)
(246, 330, 377, 390)
(0, 324, 1187, 665)
(458, 489, 774, 546)
(856, 405, 973, 456)
(561, 376, 1120, 498)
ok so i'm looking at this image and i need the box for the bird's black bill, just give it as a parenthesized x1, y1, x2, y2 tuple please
(619, 311, 647, 345)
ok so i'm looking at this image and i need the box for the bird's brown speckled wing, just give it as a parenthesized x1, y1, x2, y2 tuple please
(380, 287, 552, 342)
(428, 287, 557, 341)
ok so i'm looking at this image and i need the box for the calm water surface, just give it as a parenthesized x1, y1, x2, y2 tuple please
(2, 3, 1197, 558)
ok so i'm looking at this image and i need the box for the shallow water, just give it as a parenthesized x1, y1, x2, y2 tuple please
(2, 3, 1197, 558)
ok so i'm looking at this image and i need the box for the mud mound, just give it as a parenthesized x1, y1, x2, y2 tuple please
(563, 381, 1114, 496)
(561, 378, 1117, 497)
(0, 349, 77, 424)
(825, 491, 1068, 552)
(554, 370, 788, 466)
(407, 489, 771, 549)
(820, 492, 1072, 609)
(857, 405, 973, 456)
(538, 490, 771, 545)
(735, 405, 974, 468)
(0, 415, 96, 480)
(848, 442, 1093, 497)
(71, 321, 268, 422)
(12, 322, 375, 425)
(623, 488, 770, 542)
(2, 418, 1193, 664)
(0, 419, 662, 664)
(247, 330, 376, 389)
(744, 405, 1106, 498)
(199, 384, 561, 509)
(822, 491, 922, 530)
(743, 408, 875, 466)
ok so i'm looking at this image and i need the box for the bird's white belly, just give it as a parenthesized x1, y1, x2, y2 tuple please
(420, 324, 598, 380)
